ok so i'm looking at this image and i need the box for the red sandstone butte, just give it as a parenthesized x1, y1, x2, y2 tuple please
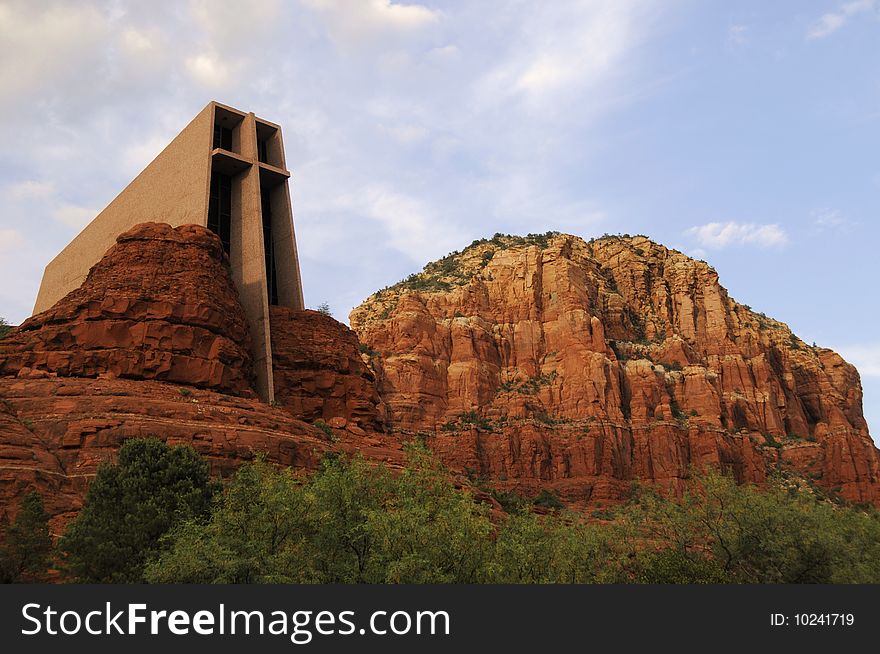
(1, 222, 254, 395)
(350, 233, 880, 507)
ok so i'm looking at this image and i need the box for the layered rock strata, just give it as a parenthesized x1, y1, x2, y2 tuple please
(351, 233, 880, 505)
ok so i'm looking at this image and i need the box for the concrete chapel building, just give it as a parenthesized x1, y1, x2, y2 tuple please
(33, 101, 305, 401)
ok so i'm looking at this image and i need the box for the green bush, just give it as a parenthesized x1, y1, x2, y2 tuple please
(59, 438, 218, 582)
(313, 419, 335, 440)
(618, 471, 880, 583)
(533, 489, 565, 511)
(145, 457, 314, 583)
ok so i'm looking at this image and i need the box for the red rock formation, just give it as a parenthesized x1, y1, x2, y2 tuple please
(0, 223, 253, 396)
(0, 223, 401, 531)
(351, 233, 880, 506)
(0, 377, 329, 533)
(270, 307, 387, 430)
(2, 223, 877, 529)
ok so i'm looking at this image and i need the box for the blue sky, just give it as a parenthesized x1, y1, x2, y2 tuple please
(0, 0, 878, 435)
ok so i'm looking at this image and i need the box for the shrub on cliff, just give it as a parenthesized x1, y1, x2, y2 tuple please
(59, 438, 218, 583)
(0, 491, 52, 583)
(0, 317, 10, 339)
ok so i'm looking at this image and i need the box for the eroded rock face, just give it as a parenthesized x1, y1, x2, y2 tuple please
(2, 223, 877, 526)
(351, 234, 880, 505)
(0, 223, 254, 396)
(0, 377, 332, 533)
(270, 307, 388, 430)
(0, 222, 400, 529)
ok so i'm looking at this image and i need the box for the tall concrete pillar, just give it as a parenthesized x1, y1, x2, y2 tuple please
(231, 113, 275, 402)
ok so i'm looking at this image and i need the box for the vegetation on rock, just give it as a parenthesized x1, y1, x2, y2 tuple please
(141, 447, 880, 584)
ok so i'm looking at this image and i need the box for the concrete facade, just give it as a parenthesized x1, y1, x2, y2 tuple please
(33, 101, 305, 402)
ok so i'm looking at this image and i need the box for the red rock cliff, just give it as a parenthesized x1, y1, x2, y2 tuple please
(270, 306, 387, 430)
(351, 233, 880, 506)
(1, 222, 253, 395)
(0, 223, 400, 531)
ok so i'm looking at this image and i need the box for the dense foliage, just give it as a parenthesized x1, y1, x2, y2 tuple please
(145, 447, 493, 583)
(145, 447, 880, 584)
(0, 491, 52, 583)
(6, 437, 877, 584)
(59, 438, 218, 582)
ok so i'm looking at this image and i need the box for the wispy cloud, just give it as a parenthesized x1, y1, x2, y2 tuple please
(685, 222, 788, 249)
(301, 0, 439, 49)
(807, 0, 877, 39)
(6, 180, 55, 199)
(838, 343, 880, 377)
(0, 228, 24, 253)
(811, 207, 856, 233)
(475, 1, 657, 112)
(727, 24, 749, 47)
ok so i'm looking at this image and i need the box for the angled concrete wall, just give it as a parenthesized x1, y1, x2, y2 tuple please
(34, 104, 214, 314)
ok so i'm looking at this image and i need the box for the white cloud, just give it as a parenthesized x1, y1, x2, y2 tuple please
(191, 0, 282, 45)
(811, 207, 856, 233)
(380, 123, 429, 144)
(185, 52, 231, 87)
(685, 222, 788, 249)
(807, 0, 876, 39)
(838, 344, 880, 378)
(361, 184, 459, 262)
(301, 0, 439, 47)
(6, 180, 55, 199)
(477, 1, 656, 111)
(120, 28, 155, 54)
(0, 2, 110, 115)
(426, 44, 460, 61)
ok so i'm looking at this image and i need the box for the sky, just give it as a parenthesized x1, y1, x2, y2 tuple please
(0, 0, 878, 434)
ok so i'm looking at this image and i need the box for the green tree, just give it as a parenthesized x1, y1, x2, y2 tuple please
(143, 451, 880, 585)
(146, 457, 315, 583)
(316, 302, 332, 316)
(307, 453, 395, 582)
(151, 447, 497, 584)
(488, 510, 633, 584)
(59, 438, 218, 583)
(0, 317, 10, 339)
(617, 470, 880, 584)
(365, 444, 493, 583)
(0, 491, 52, 583)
